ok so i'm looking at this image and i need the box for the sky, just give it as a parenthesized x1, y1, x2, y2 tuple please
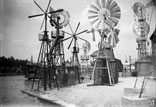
(0, 0, 156, 63)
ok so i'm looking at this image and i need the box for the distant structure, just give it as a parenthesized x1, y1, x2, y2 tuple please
(81, 41, 91, 74)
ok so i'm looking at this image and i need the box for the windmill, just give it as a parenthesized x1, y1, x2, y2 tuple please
(87, 0, 121, 85)
(132, 2, 154, 98)
(28, 0, 65, 91)
(132, 2, 150, 60)
(81, 41, 91, 76)
(62, 22, 88, 83)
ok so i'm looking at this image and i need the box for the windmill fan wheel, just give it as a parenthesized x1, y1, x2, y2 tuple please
(88, 0, 121, 30)
(133, 21, 150, 37)
(51, 9, 70, 28)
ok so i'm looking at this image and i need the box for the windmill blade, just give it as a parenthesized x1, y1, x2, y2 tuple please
(95, 20, 102, 29)
(48, 9, 64, 14)
(110, 6, 120, 13)
(88, 15, 99, 19)
(76, 30, 88, 36)
(40, 18, 45, 30)
(106, 0, 113, 9)
(34, 0, 45, 13)
(90, 4, 100, 12)
(95, 0, 102, 9)
(90, 18, 100, 25)
(108, 1, 118, 11)
(28, 13, 44, 18)
(106, 19, 113, 28)
(68, 38, 73, 49)
(88, 9, 98, 14)
(75, 22, 80, 34)
(46, 0, 52, 12)
(77, 37, 88, 42)
(62, 31, 72, 36)
(108, 17, 118, 26)
(62, 36, 72, 42)
(109, 17, 118, 25)
(101, 0, 106, 8)
(69, 23, 74, 34)
(111, 12, 121, 19)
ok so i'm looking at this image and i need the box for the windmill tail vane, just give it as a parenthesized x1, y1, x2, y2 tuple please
(109, 33, 119, 47)
(109, 28, 120, 47)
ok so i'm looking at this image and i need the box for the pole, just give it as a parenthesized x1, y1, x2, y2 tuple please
(43, 12, 48, 91)
(129, 56, 131, 72)
(139, 76, 146, 98)
(55, 16, 60, 90)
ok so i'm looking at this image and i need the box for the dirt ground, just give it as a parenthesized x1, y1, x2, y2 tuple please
(43, 77, 156, 107)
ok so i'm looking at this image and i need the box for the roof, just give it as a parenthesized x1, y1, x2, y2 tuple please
(90, 50, 98, 57)
(90, 49, 115, 59)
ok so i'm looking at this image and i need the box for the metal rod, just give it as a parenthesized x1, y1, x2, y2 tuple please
(61, 36, 72, 42)
(75, 22, 80, 34)
(43, 42, 47, 91)
(134, 76, 138, 88)
(31, 41, 43, 90)
(68, 38, 73, 49)
(76, 30, 88, 36)
(62, 31, 73, 36)
(34, 0, 45, 13)
(37, 42, 45, 91)
(77, 37, 88, 42)
(46, 0, 52, 12)
(69, 23, 74, 34)
(139, 77, 146, 98)
(28, 14, 44, 18)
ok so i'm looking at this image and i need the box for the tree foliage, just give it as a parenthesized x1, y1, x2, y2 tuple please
(0, 56, 28, 73)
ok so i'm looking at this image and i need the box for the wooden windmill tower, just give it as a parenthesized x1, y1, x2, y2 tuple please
(132, 2, 150, 60)
(50, 8, 70, 87)
(62, 22, 88, 83)
(28, 0, 70, 91)
(88, 0, 121, 85)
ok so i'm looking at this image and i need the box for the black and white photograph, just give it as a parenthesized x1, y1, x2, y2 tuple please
(0, 0, 156, 106)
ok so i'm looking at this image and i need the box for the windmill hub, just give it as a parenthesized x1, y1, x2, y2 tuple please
(138, 7, 142, 12)
(98, 8, 110, 20)
(73, 34, 77, 40)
